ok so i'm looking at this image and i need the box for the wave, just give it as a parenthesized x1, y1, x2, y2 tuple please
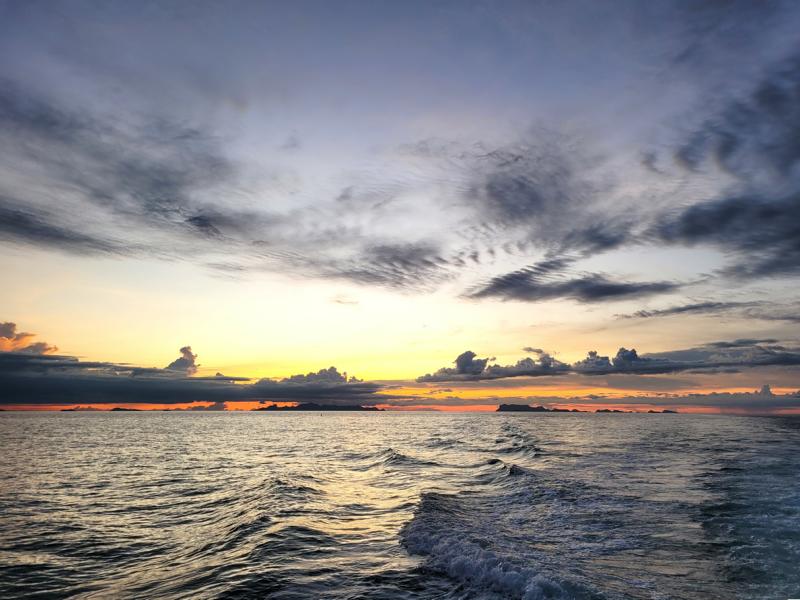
(491, 423, 545, 458)
(348, 447, 442, 470)
(400, 492, 598, 600)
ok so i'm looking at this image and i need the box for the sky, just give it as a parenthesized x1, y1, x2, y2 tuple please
(1, 0, 799, 412)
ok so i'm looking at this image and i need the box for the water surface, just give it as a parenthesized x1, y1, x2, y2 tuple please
(1, 412, 798, 599)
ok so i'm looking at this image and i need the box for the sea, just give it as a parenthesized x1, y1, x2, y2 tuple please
(0, 411, 798, 599)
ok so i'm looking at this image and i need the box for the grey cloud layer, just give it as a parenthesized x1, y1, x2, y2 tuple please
(2, 2, 800, 310)
(418, 340, 800, 382)
(0, 348, 391, 406)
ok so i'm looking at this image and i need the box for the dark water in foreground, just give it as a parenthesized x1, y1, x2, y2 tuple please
(0, 412, 798, 599)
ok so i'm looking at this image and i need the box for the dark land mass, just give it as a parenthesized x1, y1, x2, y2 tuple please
(61, 407, 141, 412)
(496, 404, 679, 414)
(497, 404, 585, 413)
(254, 402, 383, 412)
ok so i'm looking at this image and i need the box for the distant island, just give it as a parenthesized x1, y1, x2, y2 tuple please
(597, 408, 678, 413)
(253, 402, 383, 412)
(61, 407, 140, 412)
(497, 404, 584, 413)
(497, 404, 678, 414)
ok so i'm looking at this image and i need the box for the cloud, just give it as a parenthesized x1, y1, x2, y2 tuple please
(0, 199, 128, 256)
(0, 321, 57, 354)
(417, 339, 800, 382)
(572, 350, 613, 372)
(654, 194, 800, 279)
(165, 346, 198, 376)
(651, 53, 800, 280)
(706, 338, 779, 349)
(615, 301, 800, 324)
(743, 306, 800, 323)
(1, 2, 799, 316)
(280, 366, 361, 384)
(418, 348, 568, 382)
(588, 388, 800, 411)
(672, 54, 800, 178)
(0, 80, 277, 259)
(318, 242, 454, 291)
(467, 267, 680, 303)
(0, 343, 395, 407)
(417, 350, 489, 382)
(374, 387, 800, 412)
(617, 301, 759, 319)
(185, 401, 228, 411)
(459, 131, 633, 256)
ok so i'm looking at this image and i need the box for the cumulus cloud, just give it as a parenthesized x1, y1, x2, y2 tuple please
(416, 350, 489, 382)
(0, 340, 396, 407)
(418, 349, 568, 382)
(418, 340, 800, 382)
(165, 346, 198, 375)
(572, 350, 613, 371)
(280, 366, 362, 384)
(0, 321, 57, 354)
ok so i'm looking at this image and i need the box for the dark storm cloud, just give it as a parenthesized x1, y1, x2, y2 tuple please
(0, 351, 392, 406)
(417, 339, 800, 382)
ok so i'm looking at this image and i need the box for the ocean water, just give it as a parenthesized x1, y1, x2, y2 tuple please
(0, 412, 798, 599)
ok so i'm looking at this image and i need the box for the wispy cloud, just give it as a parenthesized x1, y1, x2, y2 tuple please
(616, 301, 759, 319)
